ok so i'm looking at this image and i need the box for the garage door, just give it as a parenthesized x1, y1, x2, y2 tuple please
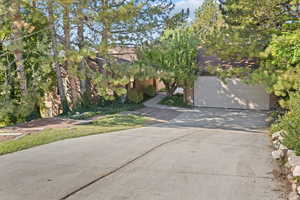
(194, 76, 270, 110)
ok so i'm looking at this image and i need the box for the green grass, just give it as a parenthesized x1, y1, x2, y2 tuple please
(68, 103, 144, 120)
(0, 114, 148, 156)
(160, 94, 192, 108)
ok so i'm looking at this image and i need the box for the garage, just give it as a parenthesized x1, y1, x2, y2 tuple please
(194, 76, 270, 110)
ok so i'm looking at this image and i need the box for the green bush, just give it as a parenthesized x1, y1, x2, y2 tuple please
(159, 94, 192, 108)
(271, 93, 300, 155)
(144, 85, 156, 97)
(127, 89, 144, 104)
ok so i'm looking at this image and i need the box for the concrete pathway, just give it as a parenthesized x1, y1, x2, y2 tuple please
(143, 92, 187, 110)
(0, 99, 284, 200)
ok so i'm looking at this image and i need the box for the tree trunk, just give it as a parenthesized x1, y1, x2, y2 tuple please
(63, 5, 79, 107)
(77, 2, 88, 101)
(11, 0, 28, 96)
(161, 79, 177, 96)
(183, 80, 194, 105)
(48, 0, 70, 113)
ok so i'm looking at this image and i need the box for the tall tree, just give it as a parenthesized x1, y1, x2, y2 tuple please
(215, 0, 300, 58)
(10, 0, 28, 96)
(138, 27, 199, 104)
(48, 0, 70, 113)
(76, 0, 88, 99)
(62, 1, 80, 106)
(194, 0, 224, 39)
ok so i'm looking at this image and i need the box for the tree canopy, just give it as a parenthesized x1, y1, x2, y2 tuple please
(0, 0, 184, 126)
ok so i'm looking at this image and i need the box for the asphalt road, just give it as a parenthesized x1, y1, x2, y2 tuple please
(0, 108, 283, 200)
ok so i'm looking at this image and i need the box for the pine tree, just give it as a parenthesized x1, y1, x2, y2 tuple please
(10, 0, 28, 96)
(48, 0, 70, 113)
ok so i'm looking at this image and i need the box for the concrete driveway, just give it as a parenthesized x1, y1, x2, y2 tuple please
(0, 108, 283, 200)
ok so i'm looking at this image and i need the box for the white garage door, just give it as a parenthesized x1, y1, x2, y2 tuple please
(194, 76, 270, 110)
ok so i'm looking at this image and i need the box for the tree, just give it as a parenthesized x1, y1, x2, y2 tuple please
(250, 30, 300, 107)
(138, 27, 199, 104)
(80, 0, 178, 100)
(193, 0, 224, 40)
(0, 0, 55, 124)
(214, 0, 300, 58)
(213, 0, 300, 99)
(48, 0, 70, 113)
(10, 0, 28, 96)
(0, 0, 184, 126)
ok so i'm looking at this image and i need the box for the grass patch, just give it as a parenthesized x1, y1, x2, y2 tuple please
(0, 114, 148, 156)
(160, 94, 192, 108)
(68, 103, 144, 120)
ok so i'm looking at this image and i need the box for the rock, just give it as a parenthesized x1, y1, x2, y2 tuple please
(272, 130, 285, 141)
(293, 166, 300, 177)
(289, 155, 300, 168)
(273, 140, 281, 149)
(75, 112, 80, 115)
(279, 144, 288, 151)
(293, 183, 298, 192)
(288, 192, 300, 200)
(297, 186, 300, 195)
(288, 150, 297, 157)
(288, 174, 295, 183)
(272, 150, 283, 160)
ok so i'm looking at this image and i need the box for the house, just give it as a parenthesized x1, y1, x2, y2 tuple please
(193, 49, 274, 110)
(108, 47, 165, 92)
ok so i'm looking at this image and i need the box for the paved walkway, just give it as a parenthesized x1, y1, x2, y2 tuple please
(143, 92, 187, 110)
(0, 96, 284, 200)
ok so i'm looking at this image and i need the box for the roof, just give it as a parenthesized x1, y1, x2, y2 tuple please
(197, 48, 258, 71)
(109, 47, 137, 63)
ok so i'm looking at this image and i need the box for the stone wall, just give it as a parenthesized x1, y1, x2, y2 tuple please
(272, 131, 300, 200)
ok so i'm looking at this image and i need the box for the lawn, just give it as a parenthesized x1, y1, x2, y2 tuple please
(67, 103, 144, 120)
(160, 94, 192, 108)
(0, 114, 148, 156)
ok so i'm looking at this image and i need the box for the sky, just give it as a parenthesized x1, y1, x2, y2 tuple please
(173, 0, 204, 20)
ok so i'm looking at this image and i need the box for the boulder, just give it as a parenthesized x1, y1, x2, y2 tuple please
(272, 150, 283, 160)
(293, 166, 300, 177)
(272, 130, 285, 141)
(289, 155, 300, 168)
(293, 183, 298, 192)
(273, 140, 281, 149)
(288, 192, 300, 200)
(297, 186, 300, 195)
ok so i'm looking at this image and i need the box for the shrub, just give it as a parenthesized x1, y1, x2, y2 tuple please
(160, 93, 192, 108)
(144, 85, 156, 97)
(271, 93, 300, 155)
(127, 89, 144, 104)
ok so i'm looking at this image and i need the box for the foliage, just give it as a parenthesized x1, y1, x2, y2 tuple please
(0, 2, 52, 126)
(216, 0, 299, 58)
(127, 89, 144, 104)
(143, 85, 156, 97)
(138, 26, 199, 98)
(271, 93, 300, 155)
(0, 0, 183, 126)
(0, 114, 148, 155)
(193, 0, 224, 41)
(249, 30, 300, 106)
(160, 94, 192, 108)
